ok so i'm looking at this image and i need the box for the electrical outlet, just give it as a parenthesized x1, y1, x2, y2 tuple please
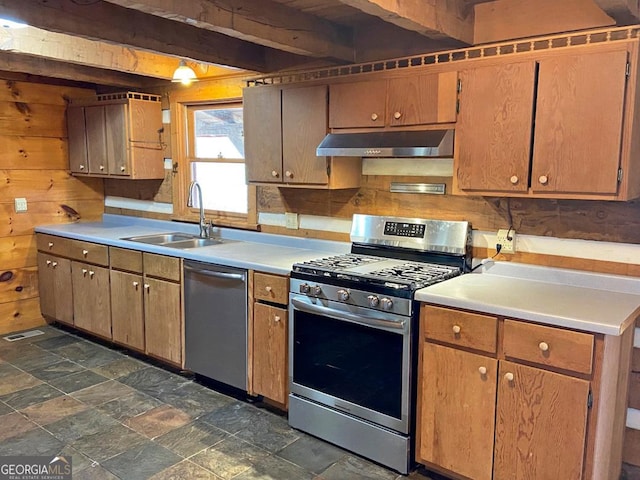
(285, 212, 299, 229)
(14, 197, 27, 213)
(496, 228, 516, 254)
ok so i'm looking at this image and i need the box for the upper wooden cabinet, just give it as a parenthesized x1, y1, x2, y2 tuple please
(244, 84, 361, 189)
(454, 47, 633, 200)
(68, 92, 165, 179)
(329, 72, 458, 129)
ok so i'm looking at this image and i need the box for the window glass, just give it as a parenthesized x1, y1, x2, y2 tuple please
(191, 162, 247, 214)
(194, 108, 244, 159)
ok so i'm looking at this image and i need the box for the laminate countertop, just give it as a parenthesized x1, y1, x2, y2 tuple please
(415, 261, 640, 336)
(35, 214, 349, 276)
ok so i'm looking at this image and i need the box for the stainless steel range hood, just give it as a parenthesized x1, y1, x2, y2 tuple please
(316, 129, 454, 157)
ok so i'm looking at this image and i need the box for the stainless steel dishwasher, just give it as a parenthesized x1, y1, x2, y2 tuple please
(184, 260, 248, 391)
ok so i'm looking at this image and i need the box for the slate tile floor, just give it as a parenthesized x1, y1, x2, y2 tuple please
(0, 325, 436, 480)
(1, 325, 639, 480)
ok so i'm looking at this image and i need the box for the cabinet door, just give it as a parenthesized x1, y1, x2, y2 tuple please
(37, 253, 56, 319)
(72, 262, 111, 339)
(419, 343, 497, 480)
(329, 80, 387, 128)
(387, 72, 458, 127)
(105, 103, 128, 176)
(144, 277, 181, 365)
(67, 106, 88, 174)
(532, 50, 628, 195)
(244, 86, 283, 183)
(494, 361, 590, 480)
(456, 62, 536, 192)
(252, 303, 288, 404)
(282, 85, 329, 185)
(110, 270, 145, 351)
(85, 105, 108, 175)
(126, 99, 164, 179)
(52, 257, 73, 325)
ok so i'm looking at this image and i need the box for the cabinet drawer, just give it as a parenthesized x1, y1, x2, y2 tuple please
(37, 234, 109, 266)
(254, 272, 289, 305)
(423, 305, 498, 354)
(503, 320, 594, 374)
(143, 253, 180, 282)
(110, 247, 142, 273)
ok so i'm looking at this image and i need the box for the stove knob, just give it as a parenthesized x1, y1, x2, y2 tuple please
(380, 297, 394, 310)
(312, 285, 323, 296)
(299, 283, 311, 294)
(337, 289, 350, 301)
(367, 295, 380, 307)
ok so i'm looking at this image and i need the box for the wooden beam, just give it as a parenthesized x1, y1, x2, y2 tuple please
(337, 0, 474, 44)
(593, 0, 640, 23)
(101, 0, 354, 62)
(474, 0, 615, 44)
(0, 0, 306, 72)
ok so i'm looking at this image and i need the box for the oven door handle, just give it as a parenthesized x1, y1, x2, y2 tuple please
(291, 298, 406, 330)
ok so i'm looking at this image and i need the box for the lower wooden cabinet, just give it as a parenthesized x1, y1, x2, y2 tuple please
(110, 269, 145, 351)
(71, 261, 111, 339)
(37, 253, 73, 326)
(144, 275, 182, 365)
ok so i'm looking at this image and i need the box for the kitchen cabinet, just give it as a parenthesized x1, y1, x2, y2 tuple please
(329, 72, 458, 129)
(72, 261, 111, 339)
(37, 253, 73, 326)
(250, 271, 289, 405)
(244, 84, 361, 189)
(67, 92, 164, 179)
(417, 305, 596, 480)
(454, 48, 630, 199)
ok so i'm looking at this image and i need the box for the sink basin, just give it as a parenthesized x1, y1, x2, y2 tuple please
(121, 232, 225, 249)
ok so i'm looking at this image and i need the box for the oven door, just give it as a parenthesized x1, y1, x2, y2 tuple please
(289, 294, 412, 434)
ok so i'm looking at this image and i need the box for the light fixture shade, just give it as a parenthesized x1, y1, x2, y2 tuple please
(172, 60, 198, 85)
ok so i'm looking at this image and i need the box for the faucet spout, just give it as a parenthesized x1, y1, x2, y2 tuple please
(187, 181, 210, 238)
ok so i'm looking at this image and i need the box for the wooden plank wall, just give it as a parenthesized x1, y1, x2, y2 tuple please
(0, 77, 104, 335)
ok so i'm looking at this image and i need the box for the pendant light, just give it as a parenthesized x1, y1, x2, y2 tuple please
(172, 60, 198, 85)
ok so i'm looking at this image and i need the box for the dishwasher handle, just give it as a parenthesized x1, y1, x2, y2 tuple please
(184, 263, 245, 281)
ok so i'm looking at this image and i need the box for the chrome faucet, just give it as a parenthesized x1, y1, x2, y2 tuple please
(187, 181, 210, 238)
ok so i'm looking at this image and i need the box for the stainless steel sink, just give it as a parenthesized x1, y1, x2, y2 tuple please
(121, 232, 225, 249)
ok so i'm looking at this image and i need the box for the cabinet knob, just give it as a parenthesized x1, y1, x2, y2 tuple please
(82, 268, 88, 276)
(510, 175, 519, 185)
(48, 242, 54, 248)
(133, 281, 139, 288)
(393, 111, 402, 120)
(79, 165, 85, 170)
(265, 286, 272, 292)
(370, 113, 378, 121)
(271, 170, 279, 178)
(144, 284, 150, 292)
(285, 171, 293, 178)
(504, 372, 514, 382)
(120, 166, 126, 172)
(89, 270, 95, 278)
(52, 262, 58, 268)
(478, 366, 487, 375)
(539, 341, 549, 352)
(452, 325, 461, 334)
(46, 260, 52, 266)
(539, 175, 549, 185)
(82, 249, 88, 257)
(274, 315, 281, 323)
(99, 165, 105, 171)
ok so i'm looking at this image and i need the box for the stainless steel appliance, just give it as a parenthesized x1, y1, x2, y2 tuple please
(288, 214, 470, 474)
(184, 260, 248, 391)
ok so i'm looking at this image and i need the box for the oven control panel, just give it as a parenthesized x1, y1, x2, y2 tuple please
(384, 221, 425, 238)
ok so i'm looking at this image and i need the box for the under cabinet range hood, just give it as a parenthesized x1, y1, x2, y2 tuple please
(316, 129, 454, 157)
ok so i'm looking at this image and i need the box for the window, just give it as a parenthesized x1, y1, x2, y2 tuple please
(186, 103, 248, 215)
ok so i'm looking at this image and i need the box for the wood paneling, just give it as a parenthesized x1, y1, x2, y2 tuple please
(633, 347, 640, 372)
(0, 136, 68, 170)
(0, 101, 67, 137)
(0, 170, 103, 202)
(0, 201, 103, 237)
(0, 267, 38, 304)
(104, 177, 172, 204)
(624, 427, 640, 466)
(0, 80, 94, 105)
(629, 372, 640, 410)
(0, 297, 44, 335)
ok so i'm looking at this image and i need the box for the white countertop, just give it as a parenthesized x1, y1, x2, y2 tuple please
(415, 261, 640, 336)
(35, 214, 349, 275)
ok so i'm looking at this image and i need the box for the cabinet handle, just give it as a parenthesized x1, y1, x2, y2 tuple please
(538, 175, 549, 185)
(99, 165, 105, 171)
(52, 262, 58, 268)
(132, 281, 139, 288)
(79, 165, 85, 170)
(504, 372, 514, 382)
(48, 242, 54, 249)
(538, 341, 549, 352)
(144, 284, 150, 292)
(274, 315, 281, 323)
(371, 113, 378, 121)
(82, 268, 88, 276)
(452, 324, 461, 334)
(82, 249, 89, 257)
(271, 170, 279, 178)
(285, 171, 293, 178)
(510, 175, 519, 185)
(46, 260, 52, 266)
(120, 166, 126, 172)
(89, 271, 95, 278)
(478, 366, 487, 375)
(393, 111, 402, 120)
(265, 286, 272, 292)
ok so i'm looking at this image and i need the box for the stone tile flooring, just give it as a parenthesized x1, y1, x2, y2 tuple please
(0, 325, 638, 480)
(0, 325, 437, 480)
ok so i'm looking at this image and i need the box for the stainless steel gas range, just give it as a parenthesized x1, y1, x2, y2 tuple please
(288, 214, 471, 474)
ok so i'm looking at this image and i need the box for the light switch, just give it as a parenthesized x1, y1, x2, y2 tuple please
(14, 197, 27, 213)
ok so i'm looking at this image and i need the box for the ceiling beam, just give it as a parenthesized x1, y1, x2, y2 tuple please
(336, 0, 474, 44)
(593, 0, 640, 23)
(102, 0, 354, 62)
(0, 0, 306, 72)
